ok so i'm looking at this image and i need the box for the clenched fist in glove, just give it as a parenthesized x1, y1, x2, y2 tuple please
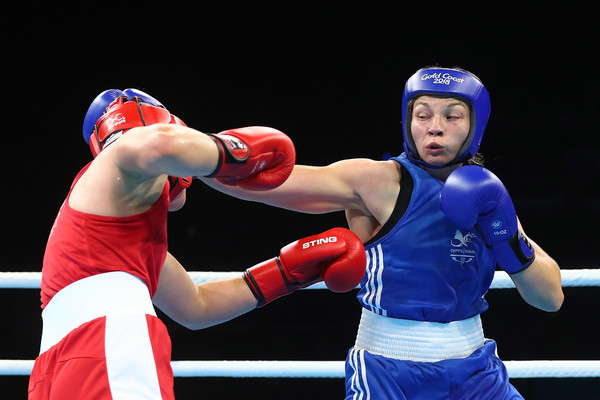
(439, 166, 535, 274)
(243, 227, 366, 307)
(205, 126, 295, 190)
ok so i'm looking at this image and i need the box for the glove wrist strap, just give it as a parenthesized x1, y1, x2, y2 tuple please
(205, 134, 249, 178)
(491, 231, 536, 274)
(243, 257, 289, 307)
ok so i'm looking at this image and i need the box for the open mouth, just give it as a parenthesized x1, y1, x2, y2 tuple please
(426, 143, 444, 155)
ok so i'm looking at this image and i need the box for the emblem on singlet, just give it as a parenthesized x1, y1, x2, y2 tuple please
(450, 230, 477, 265)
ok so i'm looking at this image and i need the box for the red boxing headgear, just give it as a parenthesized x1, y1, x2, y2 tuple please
(82, 88, 193, 200)
(84, 90, 175, 157)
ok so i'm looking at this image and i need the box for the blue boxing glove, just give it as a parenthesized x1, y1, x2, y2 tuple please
(439, 166, 535, 274)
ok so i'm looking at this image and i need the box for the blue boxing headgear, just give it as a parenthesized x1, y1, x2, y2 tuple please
(401, 67, 491, 168)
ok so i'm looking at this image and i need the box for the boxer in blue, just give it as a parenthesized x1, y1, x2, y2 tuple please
(203, 67, 564, 399)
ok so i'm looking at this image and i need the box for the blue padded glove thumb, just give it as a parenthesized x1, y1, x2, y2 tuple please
(439, 166, 535, 274)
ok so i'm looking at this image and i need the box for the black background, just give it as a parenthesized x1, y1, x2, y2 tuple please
(1, 3, 598, 399)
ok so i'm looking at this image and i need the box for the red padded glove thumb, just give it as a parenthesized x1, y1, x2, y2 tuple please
(243, 227, 366, 307)
(321, 228, 366, 292)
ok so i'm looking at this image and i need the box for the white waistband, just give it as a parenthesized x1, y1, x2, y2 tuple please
(354, 308, 485, 362)
(40, 272, 156, 354)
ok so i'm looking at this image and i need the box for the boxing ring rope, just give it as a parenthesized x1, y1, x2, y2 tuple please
(2, 269, 599, 378)
(3, 359, 600, 378)
(2, 268, 600, 289)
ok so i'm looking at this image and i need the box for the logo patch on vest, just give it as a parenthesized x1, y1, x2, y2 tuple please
(450, 230, 477, 265)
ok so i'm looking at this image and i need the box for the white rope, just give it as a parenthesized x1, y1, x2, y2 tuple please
(172, 360, 344, 378)
(504, 360, 600, 378)
(0, 272, 41, 289)
(3, 270, 598, 379)
(2, 359, 599, 378)
(0, 360, 33, 376)
(1, 268, 599, 289)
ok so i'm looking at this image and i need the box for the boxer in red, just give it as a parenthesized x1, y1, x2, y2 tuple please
(28, 89, 366, 399)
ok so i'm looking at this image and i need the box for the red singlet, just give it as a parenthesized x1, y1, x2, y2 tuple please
(30, 163, 174, 399)
(40, 163, 169, 308)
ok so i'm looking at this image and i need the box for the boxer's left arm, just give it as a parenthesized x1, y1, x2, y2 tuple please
(152, 252, 258, 330)
(153, 228, 366, 330)
(440, 166, 563, 312)
(505, 222, 564, 312)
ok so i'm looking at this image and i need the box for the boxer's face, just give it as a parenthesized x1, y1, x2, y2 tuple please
(410, 96, 470, 168)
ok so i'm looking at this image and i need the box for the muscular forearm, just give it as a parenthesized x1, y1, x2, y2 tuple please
(115, 124, 220, 178)
(510, 238, 564, 312)
(157, 276, 258, 331)
(153, 253, 258, 330)
(187, 278, 258, 330)
(201, 163, 361, 214)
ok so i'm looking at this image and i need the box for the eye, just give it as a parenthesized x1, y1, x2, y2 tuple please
(445, 112, 465, 121)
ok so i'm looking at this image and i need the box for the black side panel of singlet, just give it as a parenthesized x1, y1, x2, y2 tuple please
(364, 163, 414, 247)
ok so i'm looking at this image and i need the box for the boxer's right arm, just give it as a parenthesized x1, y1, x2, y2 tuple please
(112, 123, 221, 178)
(113, 124, 296, 190)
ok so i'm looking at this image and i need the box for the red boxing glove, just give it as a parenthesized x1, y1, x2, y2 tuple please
(243, 228, 366, 307)
(205, 126, 295, 190)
